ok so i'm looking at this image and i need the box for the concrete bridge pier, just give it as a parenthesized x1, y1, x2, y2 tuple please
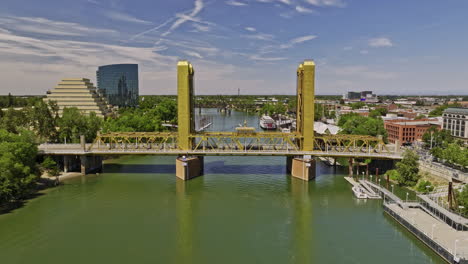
(287, 156, 316, 181)
(176, 156, 204, 180)
(80, 155, 103, 175)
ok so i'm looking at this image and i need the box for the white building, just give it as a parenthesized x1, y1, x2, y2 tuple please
(443, 108, 468, 142)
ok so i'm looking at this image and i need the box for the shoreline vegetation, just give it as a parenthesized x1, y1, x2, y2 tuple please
(1, 94, 466, 215)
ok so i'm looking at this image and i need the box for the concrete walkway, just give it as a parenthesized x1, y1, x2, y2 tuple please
(387, 203, 468, 262)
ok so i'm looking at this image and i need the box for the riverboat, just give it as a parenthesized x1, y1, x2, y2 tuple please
(260, 115, 277, 130)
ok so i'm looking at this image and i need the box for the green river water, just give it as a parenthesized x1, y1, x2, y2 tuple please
(0, 109, 444, 263)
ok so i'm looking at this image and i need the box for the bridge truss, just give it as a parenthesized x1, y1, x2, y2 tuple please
(89, 132, 390, 156)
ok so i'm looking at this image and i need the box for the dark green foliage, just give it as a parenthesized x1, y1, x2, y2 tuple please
(0, 108, 29, 133)
(385, 169, 400, 181)
(0, 129, 39, 204)
(415, 180, 434, 194)
(57, 108, 103, 143)
(103, 108, 163, 132)
(428, 103, 461, 117)
(0, 95, 43, 108)
(369, 108, 387, 118)
(395, 150, 420, 187)
(41, 157, 60, 177)
(260, 103, 286, 116)
(349, 102, 365, 110)
(457, 186, 468, 216)
(338, 113, 388, 142)
(422, 127, 453, 148)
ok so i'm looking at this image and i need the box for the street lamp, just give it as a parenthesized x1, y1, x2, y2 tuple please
(426, 185, 431, 194)
(391, 184, 394, 194)
(431, 223, 437, 239)
(406, 192, 409, 203)
(378, 178, 381, 187)
(370, 175, 373, 183)
(454, 239, 460, 257)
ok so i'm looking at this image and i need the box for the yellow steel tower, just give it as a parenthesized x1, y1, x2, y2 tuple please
(296, 60, 315, 151)
(177, 61, 195, 151)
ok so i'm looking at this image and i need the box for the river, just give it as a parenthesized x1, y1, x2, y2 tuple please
(0, 109, 443, 263)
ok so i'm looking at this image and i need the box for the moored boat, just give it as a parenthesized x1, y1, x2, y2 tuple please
(260, 115, 277, 130)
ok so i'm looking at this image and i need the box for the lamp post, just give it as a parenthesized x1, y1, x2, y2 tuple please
(406, 192, 409, 203)
(454, 239, 459, 257)
(431, 223, 437, 239)
(391, 184, 394, 194)
(378, 178, 381, 187)
(370, 175, 373, 183)
(426, 185, 431, 194)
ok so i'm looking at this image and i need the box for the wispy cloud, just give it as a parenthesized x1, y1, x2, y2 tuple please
(182, 50, 203, 59)
(129, 17, 175, 41)
(368, 37, 393, 47)
(305, 0, 346, 7)
(279, 35, 317, 48)
(295, 6, 315, 13)
(245, 27, 256, 32)
(162, 0, 205, 37)
(226, 0, 248, 6)
(192, 24, 211, 32)
(250, 54, 286, 61)
(244, 32, 275, 41)
(0, 16, 118, 37)
(104, 10, 152, 25)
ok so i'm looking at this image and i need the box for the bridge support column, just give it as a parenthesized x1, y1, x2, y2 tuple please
(80, 155, 103, 175)
(290, 157, 316, 181)
(64, 155, 70, 173)
(176, 156, 204, 181)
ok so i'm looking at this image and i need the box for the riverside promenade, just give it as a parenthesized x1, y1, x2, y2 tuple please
(360, 180, 468, 263)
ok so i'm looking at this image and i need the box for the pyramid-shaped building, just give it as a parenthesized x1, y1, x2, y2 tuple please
(44, 78, 112, 117)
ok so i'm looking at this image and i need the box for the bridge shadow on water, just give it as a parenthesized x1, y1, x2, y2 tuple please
(103, 160, 287, 175)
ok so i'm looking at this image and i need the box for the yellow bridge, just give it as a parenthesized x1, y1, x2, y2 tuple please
(39, 60, 400, 181)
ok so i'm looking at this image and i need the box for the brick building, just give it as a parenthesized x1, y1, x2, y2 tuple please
(384, 119, 441, 145)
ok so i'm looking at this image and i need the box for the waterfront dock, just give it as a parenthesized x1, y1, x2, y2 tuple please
(361, 179, 468, 263)
(344, 177, 381, 199)
(384, 202, 468, 263)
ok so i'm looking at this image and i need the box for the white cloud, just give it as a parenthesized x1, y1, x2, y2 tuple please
(296, 6, 315, 13)
(0, 16, 118, 37)
(305, 0, 346, 7)
(129, 17, 175, 41)
(278, 0, 293, 5)
(279, 35, 317, 48)
(343, 46, 352, 51)
(368, 37, 393, 47)
(182, 50, 203, 59)
(360, 50, 369, 54)
(250, 55, 286, 61)
(226, 0, 248, 6)
(245, 27, 256, 32)
(244, 33, 275, 41)
(104, 10, 152, 25)
(192, 24, 211, 32)
(162, 0, 205, 37)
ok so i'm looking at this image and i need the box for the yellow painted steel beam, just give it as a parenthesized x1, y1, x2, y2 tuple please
(178, 61, 195, 151)
(296, 60, 315, 151)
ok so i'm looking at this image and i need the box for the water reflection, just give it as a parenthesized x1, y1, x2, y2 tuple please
(290, 177, 312, 264)
(176, 179, 194, 264)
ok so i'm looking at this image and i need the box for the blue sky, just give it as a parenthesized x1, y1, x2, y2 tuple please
(0, 0, 467, 95)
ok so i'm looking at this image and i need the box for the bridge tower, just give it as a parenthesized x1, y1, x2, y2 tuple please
(176, 61, 203, 180)
(177, 61, 195, 150)
(288, 60, 316, 181)
(296, 60, 315, 151)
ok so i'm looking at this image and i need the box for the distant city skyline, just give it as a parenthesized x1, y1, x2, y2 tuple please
(0, 0, 467, 95)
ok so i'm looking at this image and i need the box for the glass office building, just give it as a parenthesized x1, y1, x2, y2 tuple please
(96, 64, 139, 107)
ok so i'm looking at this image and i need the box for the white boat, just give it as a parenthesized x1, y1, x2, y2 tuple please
(260, 115, 277, 130)
(352, 186, 368, 199)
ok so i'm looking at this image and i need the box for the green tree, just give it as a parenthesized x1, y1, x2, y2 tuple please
(27, 100, 58, 142)
(395, 150, 420, 187)
(422, 127, 452, 148)
(0, 129, 39, 204)
(385, 169, 400, 182)
(457, 185, 468, 217)
(415, 180, 434, 193)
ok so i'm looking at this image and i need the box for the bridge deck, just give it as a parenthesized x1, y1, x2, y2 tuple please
(38, 144, 402, 159)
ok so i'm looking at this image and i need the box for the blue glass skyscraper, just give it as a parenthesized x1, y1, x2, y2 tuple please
(96, 64, 139, 107)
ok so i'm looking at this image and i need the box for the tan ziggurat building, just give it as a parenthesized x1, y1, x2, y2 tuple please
(44, 78, 112, 117)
